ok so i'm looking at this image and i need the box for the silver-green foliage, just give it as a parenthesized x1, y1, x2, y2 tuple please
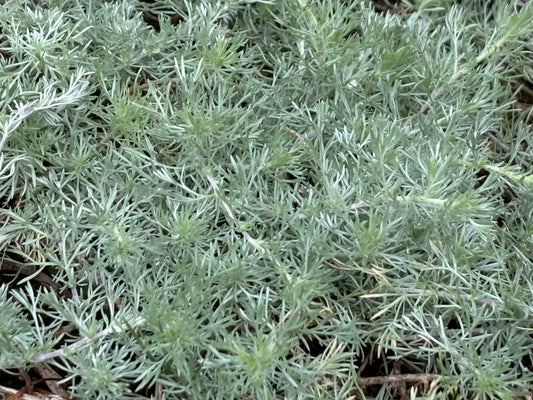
(1, 0, 533, 398)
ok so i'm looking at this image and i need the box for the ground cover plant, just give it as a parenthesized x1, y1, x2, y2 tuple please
(1, 0, 533, 398)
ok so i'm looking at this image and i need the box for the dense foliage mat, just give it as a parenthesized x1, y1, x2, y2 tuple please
(1, 0, 533, 398)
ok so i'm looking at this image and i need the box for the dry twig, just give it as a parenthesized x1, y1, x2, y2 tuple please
(357, 373, 437, 386)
